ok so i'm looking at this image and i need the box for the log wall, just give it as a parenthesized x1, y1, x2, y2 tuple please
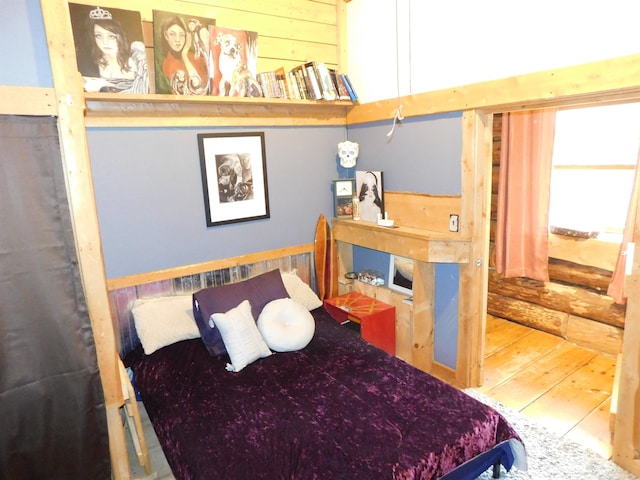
(488, 113, 626, 357)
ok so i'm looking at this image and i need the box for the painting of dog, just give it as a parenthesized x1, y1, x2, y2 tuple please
(209, 26, 258, 97)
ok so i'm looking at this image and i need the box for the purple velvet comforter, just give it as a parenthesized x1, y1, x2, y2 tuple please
(125, 307, 522, 480)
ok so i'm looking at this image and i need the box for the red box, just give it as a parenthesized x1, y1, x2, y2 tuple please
(323, 292, 396, 355)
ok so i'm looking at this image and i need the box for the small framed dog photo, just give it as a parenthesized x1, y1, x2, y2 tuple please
(333, 179, 355, 219)
(197, 132, 269, 227)
(209, 25, 258, 97)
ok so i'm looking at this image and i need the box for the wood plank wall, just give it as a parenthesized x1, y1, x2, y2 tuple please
(488, 114, 626, 357)
(69, 0, 344, 94)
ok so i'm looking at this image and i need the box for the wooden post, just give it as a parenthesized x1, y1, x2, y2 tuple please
(612, 186, 640, 475)
(38, 1, 130, 478)
(457, 110, 493, 388)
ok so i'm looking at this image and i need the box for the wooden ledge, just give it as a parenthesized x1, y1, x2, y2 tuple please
(332, 219, 471, 263)
(83, 92, 356, 127)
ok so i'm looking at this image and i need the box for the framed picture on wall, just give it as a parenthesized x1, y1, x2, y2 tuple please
(355, 170, 384, 223)
(197, 132, 270, 227)
(388, 254, 413, 295)
(333, 178, 355, 219)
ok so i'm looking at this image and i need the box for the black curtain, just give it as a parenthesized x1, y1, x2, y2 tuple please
(0, 116, 111, 479)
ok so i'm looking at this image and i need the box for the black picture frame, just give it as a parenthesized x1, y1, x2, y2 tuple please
(333, 178, 356, 219)
(197, 132, 270, 227)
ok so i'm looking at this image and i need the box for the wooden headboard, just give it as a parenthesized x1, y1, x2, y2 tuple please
(108, 247, 314, 356)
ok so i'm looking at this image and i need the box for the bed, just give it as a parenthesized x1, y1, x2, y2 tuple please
(123, 268, 526, 480)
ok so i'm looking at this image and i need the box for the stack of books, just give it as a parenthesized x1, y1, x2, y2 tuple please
(258, 61, 357, 101)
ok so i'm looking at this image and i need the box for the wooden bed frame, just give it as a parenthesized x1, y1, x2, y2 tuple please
(107, 246, 315, 357)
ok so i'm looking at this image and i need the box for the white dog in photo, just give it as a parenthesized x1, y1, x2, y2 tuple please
(215, 33, 242, 96)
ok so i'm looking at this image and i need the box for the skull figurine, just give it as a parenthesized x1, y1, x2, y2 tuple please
(337, 141, 359, 168)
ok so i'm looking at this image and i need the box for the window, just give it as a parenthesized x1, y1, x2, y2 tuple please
(549, 102, 640, 241)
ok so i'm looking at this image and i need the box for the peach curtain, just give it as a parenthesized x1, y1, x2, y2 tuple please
(607, 148, 640, 304)
(495, 109, 557, 281)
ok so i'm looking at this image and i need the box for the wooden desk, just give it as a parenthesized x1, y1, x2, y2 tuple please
(324, 292, 396, 355)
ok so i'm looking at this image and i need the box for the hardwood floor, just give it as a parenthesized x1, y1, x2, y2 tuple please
(479, 314, 617, 459)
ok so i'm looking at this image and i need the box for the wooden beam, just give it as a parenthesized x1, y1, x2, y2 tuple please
(612, 178, 640, 475)
(107, 243, 314, 291)
(457, 110, 493, 388)
(39, 1, 130, 478)
(0, 86, 56, 116)
(412, 260, 435, 373)
(83, 93, 353, 127)
(347, 54, 640, 125)
(488, 270, 626, 329)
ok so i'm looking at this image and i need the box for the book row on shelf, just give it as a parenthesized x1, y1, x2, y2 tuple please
(257, 61, 358, 102)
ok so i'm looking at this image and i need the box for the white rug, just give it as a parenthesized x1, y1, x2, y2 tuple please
(465, 389, 639, 480)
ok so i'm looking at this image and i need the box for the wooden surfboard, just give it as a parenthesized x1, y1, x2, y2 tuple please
(314, 214, 329, 300)
(325, 227, 337, 299)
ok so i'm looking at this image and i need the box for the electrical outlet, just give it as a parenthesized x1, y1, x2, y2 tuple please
(449, 214, 459, 232)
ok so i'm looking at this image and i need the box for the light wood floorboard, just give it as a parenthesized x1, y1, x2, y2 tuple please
(482, 314, 616, 459)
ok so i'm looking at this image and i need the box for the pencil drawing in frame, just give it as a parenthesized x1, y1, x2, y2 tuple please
(197, 132, 270, 227)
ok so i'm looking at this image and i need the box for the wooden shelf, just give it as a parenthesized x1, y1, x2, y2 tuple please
(83, 92, 356, 127)
(332, 219, 472, 264)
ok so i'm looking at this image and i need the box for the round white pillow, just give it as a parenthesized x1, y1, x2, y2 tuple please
(257, 298, 315, 352)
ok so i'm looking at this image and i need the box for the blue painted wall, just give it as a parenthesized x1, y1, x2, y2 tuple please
(3, 0, 463, 365)
(1, 2, 51, 87)
(88, 126, 343, 278)
(347, 113, 463, 367)
(345, 113, 463, 194)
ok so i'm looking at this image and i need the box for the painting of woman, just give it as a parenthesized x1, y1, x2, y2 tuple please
(153, 11, 214, 95)
(69, 4, 149, 94)
(356, 170, 384, 223)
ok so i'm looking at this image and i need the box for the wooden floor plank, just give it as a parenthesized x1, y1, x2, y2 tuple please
(482, 317, 616, 459)
(478, 329, 564, 393)
(520, 355, 616, 436)
(486, 342, 597, 411)
(484, 315, 533, 357)
(565, 397, 613, 458)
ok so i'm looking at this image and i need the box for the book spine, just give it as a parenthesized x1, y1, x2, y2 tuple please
(269, 71, 280, 98)
(316, 62, 337, 101)
(331, 69, 351, 100)
(290, 68, 304, 99)
(297, 66, 313, 100)
(257, 73, 270, 98)
(304, 62, 322, 100)
(287, 71, 300, 99)
(340, 73, 358, 101)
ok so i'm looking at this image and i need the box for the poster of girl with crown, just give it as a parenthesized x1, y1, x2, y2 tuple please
(69, 4, 149, 94)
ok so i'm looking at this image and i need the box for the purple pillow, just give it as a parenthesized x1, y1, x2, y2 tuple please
(192, 269, 289, 356)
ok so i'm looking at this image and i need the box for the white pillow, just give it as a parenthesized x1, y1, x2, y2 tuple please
(132, 295, 200, 355)
(257, 298, 315, 352)
(209, 300, 272, 372)
(280, 269, 323, 310)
